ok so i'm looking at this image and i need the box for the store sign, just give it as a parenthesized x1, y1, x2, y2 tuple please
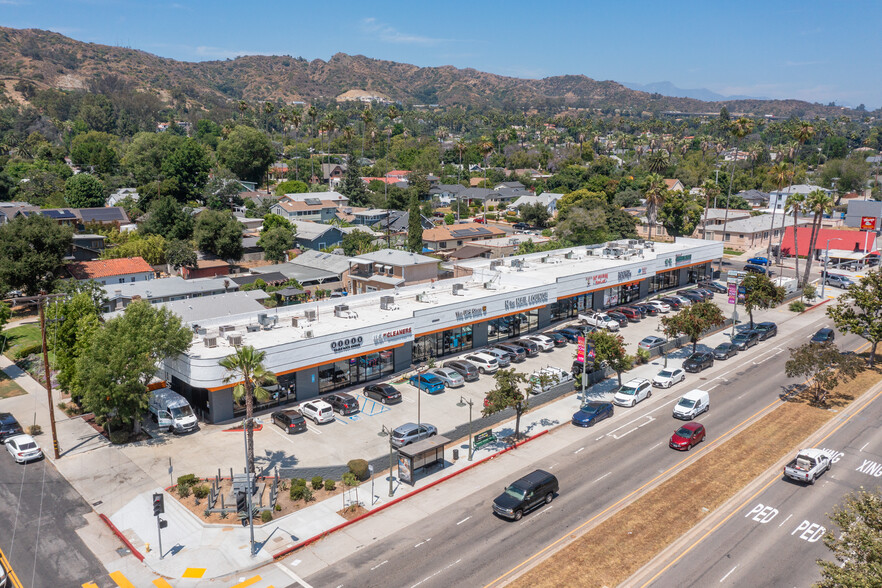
(728, 282, 737, 305)
(676, 254, 692, 264)
(617, 269, 632, 281)
(589, 273, 609, 286)
(504, 292, 549, 311)
(331, 336, 363, 353)
(373, 327, 413, 345)
(636, 266, 648, 275)
(861, 216, 877, 230)
(454, 307, 487, 321)
(663, 257, 674, 268)
(577, 336, 585, 362)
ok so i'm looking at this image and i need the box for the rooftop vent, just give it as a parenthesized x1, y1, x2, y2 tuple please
(305, 309, 317, 321)
(490, 260, 503, 269)
(303, 329, 315, 339)
(246, 324, 261, 332)
(452, 283, 465, 295)
(219, 325, 236, 334)
(380, 295, 399, 310)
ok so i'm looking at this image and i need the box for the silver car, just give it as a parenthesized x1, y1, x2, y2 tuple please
(480, 347, 511, 367)
(428, 367, 465, 388)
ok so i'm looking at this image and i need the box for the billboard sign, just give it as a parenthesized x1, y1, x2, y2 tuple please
(860, 216, 877, 230)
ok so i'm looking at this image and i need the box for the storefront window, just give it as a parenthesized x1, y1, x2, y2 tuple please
(687, 263, 710, 284)
(414, 326, 474, 363)
(648, 270, 680, 293)
(550, 294, 592, 322)
(233, 375, 296, 417)
(602, 283, 640, 308)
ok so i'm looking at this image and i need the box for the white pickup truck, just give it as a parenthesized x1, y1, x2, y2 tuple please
(578, 310, 620, 332)
(783, 448, 831, 485)
(529, 366, 574, 394)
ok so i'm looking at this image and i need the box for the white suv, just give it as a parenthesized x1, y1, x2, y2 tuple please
(526, 334, 555, 351)
(464, 352, 499, 374)
(299, 400, 335, 424)
(613, 378, 652, 407)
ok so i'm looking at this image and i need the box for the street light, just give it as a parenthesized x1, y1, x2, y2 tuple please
(242, 419, 255, 557)
(378, 425, 396, 497)
(820, 238, 843, 299)
(456, 396, 475, 461)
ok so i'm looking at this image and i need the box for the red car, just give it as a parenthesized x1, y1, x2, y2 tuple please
(669, 421, 705, 451)
(473, 217, 486, 224)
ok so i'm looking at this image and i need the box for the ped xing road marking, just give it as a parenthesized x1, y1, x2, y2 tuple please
(275, 562, 314, 588)
(229, 575, 263, 588)
(861, 442, 869, 452)
(792, 520, 825, 542)
(152, 579, 173, 588)
(745, 503, 778, 523)
(778, 513, 793, 528)
(855, 459, 882, 477)
(109, 571, 136, 588)
(0, 547, 22, 588)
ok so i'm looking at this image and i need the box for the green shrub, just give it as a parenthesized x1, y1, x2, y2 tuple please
(275, 504, 282, 511)
(789, 301, 807, 312)
(302, 487, 314, 502)
(178, 485, 191, 498)
(290, 479, 311, 501)
(342, 472, 357, 488)
(635, 348, 651, 365)
(347, 459, 369, 481)
(108, 430, 130, 445)
(260, 510, 273, 523)
(14, 342, 43, 359)
(803, 284, 817, 300)
(311, 475, 323, 490)
(192, 484, 210, 499)
(324, 479, 336, 491)
(177, 474, 198, 490)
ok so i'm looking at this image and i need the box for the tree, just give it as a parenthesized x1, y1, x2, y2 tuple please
(216, 126, 275, 184)
(101, 233, 167, 265)
(556, 206, 607, 245)
(194, 210, 244, 260)
(161, 138, 211, 202)
(719, 117, 755, 268)
(816, 488, 882, 586)
(407, 194, 423, 253)
(482, 368, 529, 441)
(341, 230, 378, 256)
(785, 192, 806, 284)
(0, 214, 73, 295)
(64, 173, 106, 208)
(275, 180, 308, 196)
(69, 130, 120, 174)
(519, 202, 550, 228)
(165, 238, 197, 271)
(139, 196, 194, 241)
(444, 213, 455, 225)
(658, 190, 703, 237)
(0, 301, 10, 333)
(767, 162, 792, 256)
(784, 341, 863, 405)
(122, 132, 182, 186)
(219, 346, 277, 474)
(49, 287, 105, 395)
(202, 167, 245, 210)
(74, 301, 192, 433)
(258, 226, 294, 263)
(742, 273, 785, 327)
(338, 159, 369, 207)
(661, 301, 725, 353)
(643, 173, 667, 240)
(586, 330, 633, 385)
(261, 213, 292, 233)
(827, 271, 882, 366)
(801, 189, 835, 286)
(700, 179, 721, 239)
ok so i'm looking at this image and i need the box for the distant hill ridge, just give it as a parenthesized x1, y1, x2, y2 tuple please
(0, 26, 859, 118)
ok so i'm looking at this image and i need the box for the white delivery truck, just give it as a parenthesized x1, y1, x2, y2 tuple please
(773, 276, 798, 295)
(148, 388, 199, 434)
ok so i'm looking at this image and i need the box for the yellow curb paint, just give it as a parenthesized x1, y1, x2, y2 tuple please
(82, 583, 99, 588)
(230, 576, 263, 588)
(153, 580, 174, 588)
(109, 571, 137, 588)
(182, 568, 207, 578)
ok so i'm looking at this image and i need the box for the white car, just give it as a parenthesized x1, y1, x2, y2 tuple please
(647, 300, 671, 313)
(428, 367, 465, 388)
(464, 352, 499, 374)
(5, 434, 43, 463)
(670, 295, 693, 307)
(653, 368, 685, 388)
(526, 335, 555, 352)
(613, 378, 653, 407)
(299, 400, 335, 424)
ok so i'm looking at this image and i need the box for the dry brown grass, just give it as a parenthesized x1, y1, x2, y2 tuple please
(512, 364, 882, 588)
(0, 371, 26, 399)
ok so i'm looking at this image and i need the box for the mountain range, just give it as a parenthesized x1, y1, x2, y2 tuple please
(621, 81, 767, 103)
(0, 27, 859, 119)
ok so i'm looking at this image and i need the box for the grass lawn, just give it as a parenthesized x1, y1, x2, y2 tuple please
(0, 371, 26, 399)
(512, 358, 882, 588)
(723, 248, 742, 256)
(0, 324, 42, 360)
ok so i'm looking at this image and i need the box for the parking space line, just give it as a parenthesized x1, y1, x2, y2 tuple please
(306, 425, 322, 435)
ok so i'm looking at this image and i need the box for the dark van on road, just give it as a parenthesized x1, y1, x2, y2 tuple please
(493, 469, 559, 521)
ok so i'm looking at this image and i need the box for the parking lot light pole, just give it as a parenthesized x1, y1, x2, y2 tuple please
(243, 421, 255, 557)
(379, 425, 395, 497)
(456, 397, 474, 460)
(820, 238, 843, 299)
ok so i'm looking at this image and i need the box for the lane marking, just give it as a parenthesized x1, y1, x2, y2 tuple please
(649, 441, 664, 451)
(414, 538, 432, 548)
(370, 560, 389, 571)
(457, 516, 471, 525)
(778, 513, 793, 528)
(275, 563, 313, 588)
(575, 447, 585, 454)
(719, 565, 738, 582)
(412, 558, 462, 588)
(109, 571, 136, 588)
(861, 442, 869, 452)
(306, 425, 322, 435)
(593, 472, 612, 484)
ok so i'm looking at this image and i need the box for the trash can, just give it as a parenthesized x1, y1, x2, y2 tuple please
(452, 448, 459, 461)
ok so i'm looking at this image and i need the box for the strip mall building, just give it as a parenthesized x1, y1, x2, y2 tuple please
(160, 238, 722, 423)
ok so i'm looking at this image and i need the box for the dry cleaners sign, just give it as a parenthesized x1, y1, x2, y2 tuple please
(373, 327, 413, 345)
(504, 292, 549, 311)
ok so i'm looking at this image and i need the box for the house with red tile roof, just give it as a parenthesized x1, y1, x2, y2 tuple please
(664, 179, 685, 192)
(781, 227, 876, 259)
(67, 257, 155, 285)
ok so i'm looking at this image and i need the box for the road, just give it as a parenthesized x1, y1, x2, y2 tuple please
(642, 374, 882, 588)
(0, 453, 112, 588)
(297, 315, 860, 588)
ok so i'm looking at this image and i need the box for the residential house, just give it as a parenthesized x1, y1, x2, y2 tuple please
(736, 189, 770, 209)
(0, 202, 35, 225)
(232, 212, 264, 231)
(348, 249, 439, 293)
(768, 184, 833, 214)
(106, 188, 139, 207)
(283, 191, 349, 207)
(257, 250, 353, 294)
(75, 207, 130, 228)
(67, 257, 155, 285)
(447, 244, 491, 261)
(18, 208, 78, 227)
(267, 162, 289, 182)
(70, 234, 107, 261)
(664, 179, 685, 192)
(100, 276, 239, 313)
(429, 183, 467, 206)
(181, 259, 231, 280)
(781, 227, 876, 262)
(634, 208, 753, 242)
(421, 222, 506, 254)
(703, 214, 811, 252)
(508, 192, 564, 214)
(270, 197, 339, 223)
(230, 272, 290, 289)
(352, 209, 389, 226)
(289, 220, 344, 250)
(239, 190, 282, 211)
(460, 235, 551, 259)
(495, 181, 525, 191)
(310, 163, 347, 186)
(240, 235, 265, 262)
(370, 210, 435, 234)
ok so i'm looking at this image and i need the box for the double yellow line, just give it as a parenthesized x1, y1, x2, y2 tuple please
(0, 546, 23, 588)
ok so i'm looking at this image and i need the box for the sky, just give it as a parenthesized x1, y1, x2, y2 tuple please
(3, 0, 881, 109)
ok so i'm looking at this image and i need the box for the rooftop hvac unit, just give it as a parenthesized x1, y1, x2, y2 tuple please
(303, 329, 315, 339)
(246, 324, 261, 332)
(565, 251, 575, 259)
(490, 259, 503, 269)
(219, 325, 236, 334)
(305, 309, 317, 321)
(541, 256, 548, 263)
(380, 295, 395, 309)
(452, 283, 465, 295)
(227, 333, 243, 347)
(628, 239, 638, 246)
(203, 336, 217, 348)
(510, 259, 522, 268)
(334, 304, 350, 317)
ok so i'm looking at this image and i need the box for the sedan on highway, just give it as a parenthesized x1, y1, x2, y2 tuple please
(754, 321, 778, 340)
(683, 351, 715, 373)
(613, 378, 652, 407)
(363, 383, 402, 404)
(571, 402, 614, 427)
(409, 373, 446, 393)
(4, 434, 43, 463)
(427, 367, 465, 388)
(811, 328, 835, 344)
(638, 336, 667, 352)
(653, 368, 685, 388)
(747, 256, 772, 266)
(732, 330, 760, 350)
(713, 342, 739, 360)
(669, 421, 705, 451)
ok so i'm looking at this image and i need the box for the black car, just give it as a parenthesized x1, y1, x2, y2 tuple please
(732, 330, 760, 350)
(363, 383, 403, 404)
(691, 288, 714, 300)
(271, 409, 307, 434)
(544, 331, 568, 347)
(605, 311, 629, 328)
(680, 291, 705, 304)
(512, 222, 531, 230)
(701, 281, 728, 294)
(713, 342, 738, 360)
(754, 321, 778, 340)
(683, 351, 715, 373)
(658, 297, 683, 310)
(0, 412, 23, 442)
(443, 360, 480, 381)
(492, 469, 559, 521)
(635, 303, 659, 316)
(326, 392, 360, 415)
(514, 339, 540, 357)
(494, 343, 527, 362)
(744, 264, 767, 275)
(811, 328, 835, 344)
(554, 328, 581, 343)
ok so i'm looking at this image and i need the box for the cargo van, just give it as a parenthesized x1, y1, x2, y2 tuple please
(672, 389, 710, 420)
(773, 276, 798, 295)
(148, 388, 199, 434)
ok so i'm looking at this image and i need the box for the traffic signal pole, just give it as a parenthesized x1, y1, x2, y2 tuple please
(152, 493, 166, 559)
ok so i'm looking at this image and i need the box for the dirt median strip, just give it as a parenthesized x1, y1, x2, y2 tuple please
(507, 362, 882, 588)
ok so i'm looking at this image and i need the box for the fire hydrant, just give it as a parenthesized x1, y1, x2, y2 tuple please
(145, 543, 151, 552)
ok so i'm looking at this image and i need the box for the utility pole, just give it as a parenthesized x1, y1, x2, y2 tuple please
(380, 425, 395, 497)
(243, 421, 255, 557)
(457, 396, 474, 460)
(38, 297, 61, 459)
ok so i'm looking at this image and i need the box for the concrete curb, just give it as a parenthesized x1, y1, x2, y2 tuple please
(272, 429, 550, 560)
(98, 513, 145, 562)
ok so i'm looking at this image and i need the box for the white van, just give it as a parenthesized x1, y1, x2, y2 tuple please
(773, 277, 798, 295)
(148, 388, 199, 434)
(672, 389, 710, 420)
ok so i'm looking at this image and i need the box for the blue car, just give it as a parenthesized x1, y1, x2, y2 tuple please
(571, 402, 614, 427)
(409, 373, 445, 394)
(556, 327, 582, 343)
(747, 256, 772, 266)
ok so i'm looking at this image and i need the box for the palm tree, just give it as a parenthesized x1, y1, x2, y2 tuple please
(767, 162, 793, 257)
(801, 189, 835, 286)
(237, 100, 249, 120)
(784, 192, 806, 283)
(360, 108, 373, 157)
(646, 149, 669, 174)
(307, 105, 318, 136)
(477, 136, 494, 218)
(700, 179, 720, 239)
(289, 109, 302, 141)
(644, 173, 667, 240)
(262, 102, 275, 134)
(342, 125, 355, 154)
(219, 346, 277, 474)
(718, 117, 755, 272)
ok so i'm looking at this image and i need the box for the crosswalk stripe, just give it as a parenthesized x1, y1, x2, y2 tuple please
(153, 579, 174, 588)
(229, 575, 263, 588)
(81, 583, 99, 588)
(182, 567, 207, 578)
(109, 571, 137, 588)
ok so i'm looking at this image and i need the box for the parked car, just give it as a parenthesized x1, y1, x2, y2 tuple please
(690, 288, 714, 301)
(428, 367, 465, 388)
(647, 300, 671, 313)
(625, 304, 648, 318)
(732, 330, 760, 350)
(653, 368, 685, 388)
(4, 434, 43, 464)
(634, 303, 659, 316)
(494, 343, 527, 362)
(299, 400, 335, 424)
(824, 273, 855, 289)
(571, 402, 614, 427)
(544, 331, 568, 347)
(743, 264, 767, 275)
(754, 321, 778, 340)
(659, 297, 683, 310)
(464, 352, 500, 374)
(700, 281, 728, 294)
(513, 339, 540, 357)
(811, 328, 835, 344)
(605, 311, 630, 328)
(271, 409, 307, 434)
(363, 383, 402, 404)
(409, 373, 446, 393)
(0, 412, 23, 442)
(555, 327, 583, 343)
(680, 291, 705, 304)
(638, 336, 667, 351)
(512, 222, 531, 230)
(390, 422, 437, 448)
(713, 342, 738, 360)
(579, 309, 621, 331)
(670, 295, 694, 307)
(477, 347, 511, 367)
(613, 378, 652, 407)
(444, 359, 480, 381)
(617, 307, 642, 322)
(326, 392, 360, 415)
(669, 421, 706, 451)
(748, 256, 772, 266)
(529, 366, 574, 394)
(683, 351, 715, 373)
(492, 469, 558, 521)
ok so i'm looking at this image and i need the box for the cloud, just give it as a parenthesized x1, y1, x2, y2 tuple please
(360, 17, 448, 45)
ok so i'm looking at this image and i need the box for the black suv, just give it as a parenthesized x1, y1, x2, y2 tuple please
(271, 409, 307, 434)
(811, 328, 835, 344)
(754, 321, 778, 341)
(493, 343, 526, 363)
(732, 330, 760, 350)
(493, 469, 559, 521)
(513, 339, 540, 357)
(0, 412, 23, 442)
(683, 351, 715, 373)
(326, 392, 360, 415)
